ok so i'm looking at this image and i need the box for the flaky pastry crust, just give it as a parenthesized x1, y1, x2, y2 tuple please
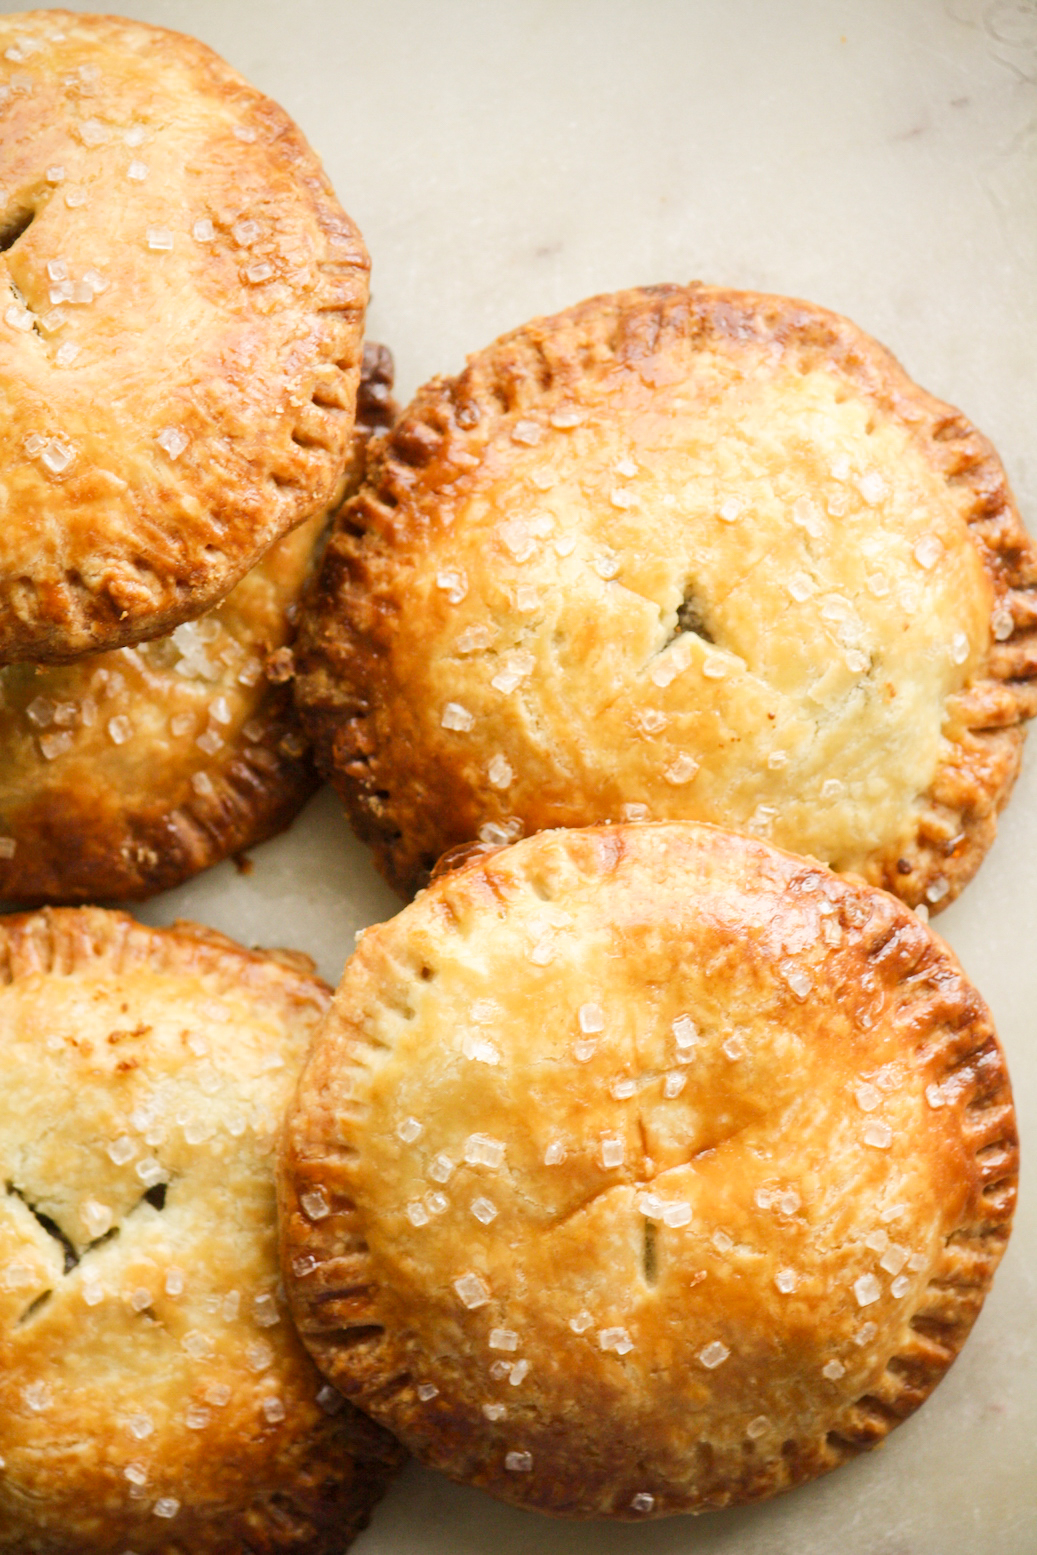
(0, 10, 369, 664)
(280, 823, 1016, 1520)
(294, 285, 1037, 908)
(0, 908, 403, 1554)
(0, 342, 398, 903)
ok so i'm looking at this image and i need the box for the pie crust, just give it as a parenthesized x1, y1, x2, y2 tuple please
(0, 10, 368, 664)
(280, 823, 1017, 1520)
(294, 285, 1037, 908)
(0, 908, 404, 1552)
(0, 341, 397, 903)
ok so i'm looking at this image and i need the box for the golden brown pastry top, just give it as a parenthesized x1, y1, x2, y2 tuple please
(0, 338, 399, 903)
(0, 511, 321, 901)
(0, 10, 368, 664)
(280, 824, 1016, 1520)
(295, 285, 1037, 907)
(0, 908, 403, 1553)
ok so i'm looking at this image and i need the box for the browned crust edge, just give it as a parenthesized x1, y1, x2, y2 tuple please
(278, 825, 1017, 1520)
(0, 905, 406, 1555)
(0, 10, 370, 667)
(0, 343, 398, 905)
(0, 686, 318, 904)
(292, 283, 1037, 907)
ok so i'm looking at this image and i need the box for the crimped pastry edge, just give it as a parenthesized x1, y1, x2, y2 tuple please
(0, 340, 398, 904)
(0, 905, 406, 1555)
(278, 824, 1017, 1520)
(293, 283, 1037, 908)
(0, 10, 370, 666)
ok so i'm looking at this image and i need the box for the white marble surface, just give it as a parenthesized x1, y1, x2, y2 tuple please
(3, 0, 1035, 1549)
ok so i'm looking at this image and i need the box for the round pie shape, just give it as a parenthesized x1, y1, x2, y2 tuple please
(0, 10, 369, 664)
(0, 341, 397, 903)
(0, 908, 404, 1553)
(280, 823, 1017, 1520)
(295, 284, 1037, 907)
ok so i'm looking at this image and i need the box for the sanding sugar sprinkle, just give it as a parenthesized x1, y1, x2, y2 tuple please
(488, 753, 513, 788)
(441, 701, 474, 731)
(247, 1340, 273, 1372)
(454, 1272, 490, 1309)
(672, 1014, 698, 1049)
(157, 426, 189, 460)
(300, 1188, 330, 1220)
(598, 1327, 634, 1354)
(698, 1341, 730, 1370)
(462, 1032, 501, 1065)
(600, 1136, 625, 1168)
(664, 753, 700, 785)
(578, 1002, 605, 1033)
(854, 1273, 882, 1307)
(464, 1133, 506, 1168)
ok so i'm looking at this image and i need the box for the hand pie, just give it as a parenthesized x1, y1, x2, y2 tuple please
(294, 285, 1037, 907)
(280, 823, 1016, 1520)
(0, 341, 397, 903)
(0, 908, 404, 1552)
(0, 10, 368, 664)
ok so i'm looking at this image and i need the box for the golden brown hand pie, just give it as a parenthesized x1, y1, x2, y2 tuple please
(0, 908, 404, 1554)
(294, 284, 1037, 908)
(0, 10, 368, 665)
(279, 823, 1016, 1521)
(0, 342, 398, 903)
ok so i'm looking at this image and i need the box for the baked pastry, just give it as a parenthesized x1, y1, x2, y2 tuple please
(279, 823, 1017, 1520)
(0, 908, 404, 1552)
(0, 10, 368, 665)
(0, 341, 397, 903)
(294, 284, 1037, 908)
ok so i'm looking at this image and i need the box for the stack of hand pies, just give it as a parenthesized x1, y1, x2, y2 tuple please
(0, 11, 1026, 1553)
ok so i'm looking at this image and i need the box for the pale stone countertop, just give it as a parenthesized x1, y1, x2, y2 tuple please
(3, 2, 1035, 1551)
